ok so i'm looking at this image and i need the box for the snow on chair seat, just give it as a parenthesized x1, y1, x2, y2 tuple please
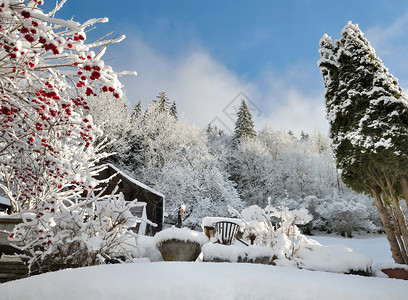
(215, 221, 240, 245)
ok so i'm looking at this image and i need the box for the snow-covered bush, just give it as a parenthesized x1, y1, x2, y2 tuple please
(293, 239, 373, 274)
(0, 0, 135, 212)
(229, 205, 274, 245)
(228, 203, 372, 272)
(9, 192, 150, 272)
(315, 192, 379, 236)
(230, 203, 312, 260)
(0, 0, 139, 272)
(267, 203, 313, 260)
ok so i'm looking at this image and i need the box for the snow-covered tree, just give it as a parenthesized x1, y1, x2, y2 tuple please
(318, 21, 408, 264)
(86, 93, 132, 163)
(231, 138, 277, 207)
(0, 0, 134, 212)
(233, 100, 257, 144)
(155, 90, 172, 113)
(129, 100, 244, 227)
(170, 101, 178, 119)
(131, 100, 143, 121)
(0, 0, 141, 273)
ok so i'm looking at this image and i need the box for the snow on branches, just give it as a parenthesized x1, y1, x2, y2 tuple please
(0, 0, 136, 212)
(8, 191, 150, 272)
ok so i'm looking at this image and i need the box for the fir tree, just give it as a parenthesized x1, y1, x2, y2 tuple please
(170, 101, 178, 119)
(300, 131, 309, 142)
(233, 100, 257, 144)
(155, 91, 171, 113)
(318, 21, 408, 264)
(131, 100, 143, 121)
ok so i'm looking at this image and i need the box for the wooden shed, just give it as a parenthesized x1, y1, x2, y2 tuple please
(95, 164, 164, 235)
(0, 165, 165, 236)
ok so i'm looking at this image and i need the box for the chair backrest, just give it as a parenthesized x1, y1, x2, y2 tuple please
(215, 221, 240, 245)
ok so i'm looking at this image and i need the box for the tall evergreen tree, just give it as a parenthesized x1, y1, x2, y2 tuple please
(131, 100, 143, 121)
(233, 100, 257, 144)
(170, 101, 178, 119)
(155, 91, 171, 113)
(318, 21, 408, 264)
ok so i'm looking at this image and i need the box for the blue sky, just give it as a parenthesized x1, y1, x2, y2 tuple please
(51, 0, 408, 135)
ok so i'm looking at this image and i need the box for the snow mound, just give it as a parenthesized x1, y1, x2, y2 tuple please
(154, 227, 208, 246)
(202, 243, 276, 264)
(246, 245, 276, 260)
(202, 243, 246, 262)
(294, 241, 373, 273)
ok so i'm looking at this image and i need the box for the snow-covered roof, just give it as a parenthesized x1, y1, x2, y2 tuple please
(0, 196, 10, 206)
(105, 163, 165, 198)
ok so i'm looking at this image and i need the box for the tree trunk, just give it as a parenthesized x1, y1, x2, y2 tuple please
(386, 177, 408, 264)
(400, 176, 408, 208)
(389, 206, 408, 264)
(371, 188, 405, 264)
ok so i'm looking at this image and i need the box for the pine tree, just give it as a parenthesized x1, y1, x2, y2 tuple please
(131, 100, 143, 121)
(300, 131, 309, 142)
(318, 21, 408, 264)
(233, 100, 257, 144)
(170, 101, 178, 119)
(155, 91, 171, 113)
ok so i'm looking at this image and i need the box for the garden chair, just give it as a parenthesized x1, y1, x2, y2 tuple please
(214, 221, 240, 245)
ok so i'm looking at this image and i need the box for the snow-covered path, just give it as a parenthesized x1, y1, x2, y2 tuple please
(0, 262, 407, 300)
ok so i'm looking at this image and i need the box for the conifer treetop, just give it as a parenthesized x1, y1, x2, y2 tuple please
(233, 100, 257, 144)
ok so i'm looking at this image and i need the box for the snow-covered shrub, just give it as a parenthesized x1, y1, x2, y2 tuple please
(315, 192, 379, 237)
(9, 192, 150, 272)
(229, 205, 274, 245)
(267, 204, 313, 259)
(0, 0, 135, 213)
(230, 203, 312, 260)
(293, 239, 373, 274)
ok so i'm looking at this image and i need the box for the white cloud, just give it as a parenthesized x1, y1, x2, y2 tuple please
(255, 68, 328, 136)
(112, 36, 328, 136)
(365, 12, 408, 55)
(365, 12, 408, 90)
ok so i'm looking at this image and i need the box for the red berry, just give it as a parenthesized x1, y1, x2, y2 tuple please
(21, 11, 30, 19)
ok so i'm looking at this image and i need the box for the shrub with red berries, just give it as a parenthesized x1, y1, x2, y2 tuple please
(0, 0, 136, 213)
(1, 0, 140, 272)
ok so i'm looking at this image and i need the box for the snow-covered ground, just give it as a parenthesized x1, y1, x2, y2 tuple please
(311, 234, 393, 264)
(0, 262, 407, 300)
(0, 234, 407, 300)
